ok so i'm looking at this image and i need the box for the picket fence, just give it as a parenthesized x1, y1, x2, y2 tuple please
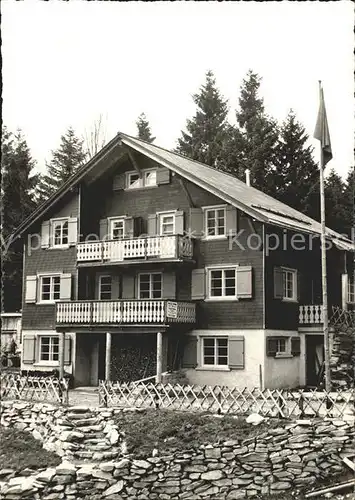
(99, 381, 355, 419)
(0, 374, 69, 405)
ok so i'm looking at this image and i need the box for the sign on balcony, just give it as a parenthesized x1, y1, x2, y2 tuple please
(166, 301, 178, 319)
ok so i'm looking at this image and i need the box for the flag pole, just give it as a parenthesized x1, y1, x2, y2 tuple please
(318, 80, 331, 392)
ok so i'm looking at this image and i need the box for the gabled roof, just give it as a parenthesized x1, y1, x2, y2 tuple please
(10, 132, 354, 252)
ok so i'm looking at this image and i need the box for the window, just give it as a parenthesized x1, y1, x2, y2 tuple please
(266, 336, 299, 357)
(139, 273, 162, 299)
(205, 207, 226, 238)
(40, 336, 59, 362)
(52, 219, 69, 247)
(99, 276, 112, 300)
(160, 213, 175, 235)
(110, 218, 125, 240)
(202, 337, 228, 366)
(282, 268, 297, 301)
(208, 267, 237, 299)
(126, 169, 157, 189)
(40, 276, 61, 301)
(348, 278, 355, 304)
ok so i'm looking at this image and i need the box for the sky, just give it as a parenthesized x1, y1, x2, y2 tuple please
(2, 1, 354, 179)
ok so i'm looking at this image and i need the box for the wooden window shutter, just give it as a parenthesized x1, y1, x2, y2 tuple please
(68, 218, 78, 246)
(64, 336, 71, 365)
(291, 337, 301, 356)
(125, 217, 134, 238)
(113, 173, 126, 191)
(99, 219, 109, 240)
(163, 272, 176, 299)
(181, 336, 198, 368)
(274, 267, 283, 299)
(25, 276, 37, 303)
(111, 275, 120, 299)
(122, 274, 135, 299)
(60, 274, 72, 300)
(226, 206, 237, 236)
(156, 168, 170, 185)
(147, 214, 157, 236)
(297, 271, 301, 302)
(41, 221, 50, 248)
(266, 337, 277, 357)
(237, 266, 253, 299)
(22, 336, 36, 364)
(189, 208, 204, 238)
(134, 216, 144, 237)
(175, 211, 184, 235)
(228, 336, 245, 369)
(191, 269, 205, 300)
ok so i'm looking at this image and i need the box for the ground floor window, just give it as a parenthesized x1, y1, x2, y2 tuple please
(40, 336, 59, 362)
(202, 337, 228, 366)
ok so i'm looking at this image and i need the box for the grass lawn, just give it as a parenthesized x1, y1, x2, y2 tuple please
(0, 427, 61, 472)
(113, 409, 281, 457)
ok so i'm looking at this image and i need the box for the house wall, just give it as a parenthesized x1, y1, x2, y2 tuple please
(184, 329, 265, 389)
(1, 314, 22, 348)
(263, 330, 301, 389)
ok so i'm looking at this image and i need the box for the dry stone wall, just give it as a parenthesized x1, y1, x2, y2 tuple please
(1, 402, 355, 499)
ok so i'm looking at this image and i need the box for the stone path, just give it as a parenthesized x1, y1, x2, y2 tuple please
(68, 387, 100, 407)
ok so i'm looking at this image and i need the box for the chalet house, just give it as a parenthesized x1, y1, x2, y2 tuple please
(11, 133, 355, 389)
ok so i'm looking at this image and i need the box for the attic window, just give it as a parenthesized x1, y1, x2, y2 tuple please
(126, 169, 157, 189)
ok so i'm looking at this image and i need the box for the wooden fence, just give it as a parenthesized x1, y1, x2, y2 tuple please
(0, 374, 69, 405)
(99, 381, 355, 419)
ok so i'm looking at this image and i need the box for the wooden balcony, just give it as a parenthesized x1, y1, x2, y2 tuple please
(299, 305, 324, 325)
(77, 235, 193, 264)
(56, 300, 196, 326)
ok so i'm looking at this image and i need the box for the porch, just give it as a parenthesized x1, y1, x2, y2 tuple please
(56, 300, 196, 326)
(77, 235, 194, 264)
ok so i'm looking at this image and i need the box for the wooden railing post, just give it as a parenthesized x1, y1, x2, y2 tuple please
(105, 332, 112, 381)
(156, 331, 163, 384)
(59, 331, 65, 380)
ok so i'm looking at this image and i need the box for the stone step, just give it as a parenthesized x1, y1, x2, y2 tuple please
(71, 418, 100, 427)
(66, 413, 95, 421)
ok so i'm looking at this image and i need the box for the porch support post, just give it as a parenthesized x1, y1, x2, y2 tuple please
(156, 331, 163, 383)
(105, 332, 112, 381)
(58, 331, 65, 379)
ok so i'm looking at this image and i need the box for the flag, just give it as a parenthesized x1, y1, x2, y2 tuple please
(314, 82, 333, 167)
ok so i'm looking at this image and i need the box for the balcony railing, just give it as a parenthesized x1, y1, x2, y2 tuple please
(56, 300, 196, 326)
(77, 235, 193, 263)
(299, 304, 324, 325)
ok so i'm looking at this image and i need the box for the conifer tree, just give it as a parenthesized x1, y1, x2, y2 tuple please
(177, 70, 229, 166)
(324, 169, 347, 233)
(136, 113, 155, 143)
(38, 127, 86, 200)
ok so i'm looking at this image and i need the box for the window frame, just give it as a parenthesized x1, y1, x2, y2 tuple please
(138, 272, 163, 299)
(203, 205, 227, 240)
(108, 217, 126, 240)
(206, 265, 238, 301)
(348, 278, 355, 304)
(266, 336, 294, 358)
(126, 169, 157, 190)
(38, 274, 61, 303)
(158, 211, 176, 236)
(99, 275, 112, 300)
(281, 267, 298, 302)
(51, 218, 69, 248)
(201, 336, 229, 367)
(39, 336, 59, 363)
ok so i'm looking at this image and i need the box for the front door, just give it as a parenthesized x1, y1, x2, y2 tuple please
(306, 335, 324, 387)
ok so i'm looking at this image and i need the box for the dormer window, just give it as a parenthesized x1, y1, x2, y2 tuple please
(126, 169, 157, 189)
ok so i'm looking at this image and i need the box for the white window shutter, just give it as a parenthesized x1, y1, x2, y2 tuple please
(41, 221, 50, 248)
(226, 206, 237, 236)
(228, 336, 245, 369)
(113, 173, 126, 191)
(122, 274, 135, 299)
(68, 218, 78, 246)
(191, 269, 205, 300)
(189, 208, 204, 238)
(163, 272, 176, 299)
(25, 276, 37, 303)
(60, 274, 72, 300)
(274, 267, 283, 299)
(237, 266, 253, 299)
(99, 219, 109, 240)
(147, 214, 157, 236)
(175, 211, 184, 235)
(156, 168, 170, 185)
(22, 336, 36, 364)
(64, 337, 71, 365)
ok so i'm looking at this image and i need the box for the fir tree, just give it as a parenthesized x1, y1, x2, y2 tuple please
(136, 113, 155, 143)
(39, 127, 86, 199)
(324, 169, 347, 234)
(1, 127, 40, 311)
(274, 110, 320, 219)
(343, 165, 355, 239)
(177, 70, 229, 166)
